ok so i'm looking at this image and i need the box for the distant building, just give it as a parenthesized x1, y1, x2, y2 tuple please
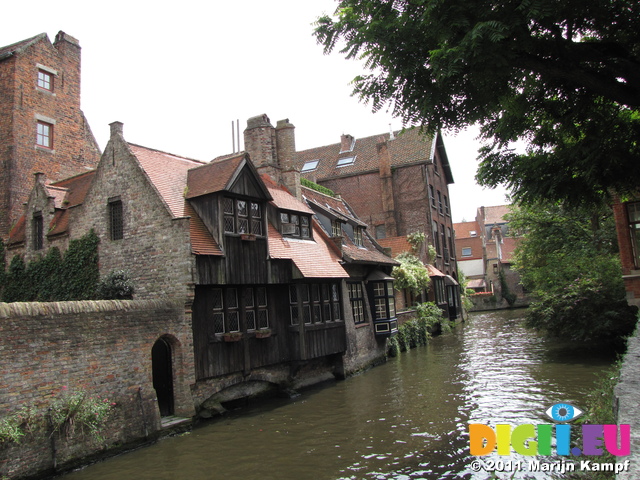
(0, 32, 100, 238)
(455, 205, 527, 307)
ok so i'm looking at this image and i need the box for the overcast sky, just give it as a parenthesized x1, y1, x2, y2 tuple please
(2, 0, 510, 223)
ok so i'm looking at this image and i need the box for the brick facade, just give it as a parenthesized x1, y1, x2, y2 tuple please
(0, 32, 100, 239)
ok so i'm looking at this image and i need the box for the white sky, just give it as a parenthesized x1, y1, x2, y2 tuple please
(1, 0, 510, 223)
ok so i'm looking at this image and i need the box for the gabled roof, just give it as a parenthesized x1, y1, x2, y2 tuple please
(47, 170, 96, 237)
(302, 187, 397, 267)
(294, 128, 453, 184)
(0, 33, 46, 61)
(267, 224, 348, 278)
(377, 236, 412, 258)
(129, 143, 205, 218)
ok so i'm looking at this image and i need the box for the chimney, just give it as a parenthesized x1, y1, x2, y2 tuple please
(244, 114, 278, 179)
(53, 32, 81, 108)
(340, 134, 355, 153)
(110, 121, 124, 138)
(377, 138, 397, 237)
(276, 119, 301, 200)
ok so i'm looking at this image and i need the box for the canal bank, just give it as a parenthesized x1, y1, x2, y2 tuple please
(615, 322, 640, 479)
(63, 310, 615, 480)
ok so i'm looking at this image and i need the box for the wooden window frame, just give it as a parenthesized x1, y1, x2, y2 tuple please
(223, 197, 263, 236)
(628, 202, 640, 269)
(36, 121, 53, 149)
(289, 283, 341, 326)
(213, 286, 269, 334)
(280, 211, 311, 239)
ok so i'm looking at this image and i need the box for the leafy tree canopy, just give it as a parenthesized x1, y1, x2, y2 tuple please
(507, 203, 637, 343)
(315, 0, 640, 206)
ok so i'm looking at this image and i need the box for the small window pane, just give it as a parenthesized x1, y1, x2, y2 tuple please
(228, 312, 240, 332)
(223, 198, 234, 214)
(246, 311, 256, 331)
(237, 200, 248, 217)
(251, 202, 261, 218)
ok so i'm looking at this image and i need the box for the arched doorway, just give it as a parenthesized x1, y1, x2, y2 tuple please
(152, 337, 174, 417)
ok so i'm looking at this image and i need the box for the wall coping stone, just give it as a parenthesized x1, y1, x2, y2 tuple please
(0, 299, 181, 318)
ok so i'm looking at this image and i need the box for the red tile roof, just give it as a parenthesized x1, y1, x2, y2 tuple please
(294, 128, 453, 184)
(6, 216, 25, 247)
(268, 224, 348, 278)
(186, 153, 246, 199)
(301, 187, 397, 266)
(453, 221, 481, 239)
(377, 236, 412, 258)
(261, 175, 314, 214)
(129, 143, 204, 218)
(184, 202, 222, 256)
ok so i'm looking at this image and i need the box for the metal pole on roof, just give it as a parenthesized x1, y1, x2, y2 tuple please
(231, 121, 235, 153)
(237, 119, 240, 152)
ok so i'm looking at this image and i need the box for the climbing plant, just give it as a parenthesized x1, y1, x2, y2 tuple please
(1, 230, 100, 302)
(392, 252, 430, 295)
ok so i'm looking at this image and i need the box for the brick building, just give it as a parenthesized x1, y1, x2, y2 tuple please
(8, 115, 399, 419)
(294, 127, 461, 318)
(613, 196, 640, 308)
(0, 32, 100, 238)
(454, 205, 528, 307)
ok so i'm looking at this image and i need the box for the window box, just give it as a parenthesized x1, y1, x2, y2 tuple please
(255, 328, 272, 339)
(223, 332, 243, 342)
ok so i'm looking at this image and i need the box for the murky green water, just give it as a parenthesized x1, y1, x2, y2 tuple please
(63, 309, 615, 480)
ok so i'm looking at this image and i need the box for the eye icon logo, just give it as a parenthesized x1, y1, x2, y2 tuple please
(545, 403, 583, 422)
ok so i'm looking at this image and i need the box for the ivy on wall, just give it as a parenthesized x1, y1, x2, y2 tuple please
(0, 230, 100, 302)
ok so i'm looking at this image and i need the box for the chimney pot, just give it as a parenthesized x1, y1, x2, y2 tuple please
(110, 121, 124, 138)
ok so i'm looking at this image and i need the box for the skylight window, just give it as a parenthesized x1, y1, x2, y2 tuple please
(336, 156, 356, 167)
(301, 160, 319, 172)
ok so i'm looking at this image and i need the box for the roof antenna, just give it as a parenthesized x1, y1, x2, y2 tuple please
(389, 123, 395, 140)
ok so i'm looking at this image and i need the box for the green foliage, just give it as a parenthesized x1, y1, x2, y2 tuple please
(392, 252, 431, 294)
(509, 203, 637, 343)
(301, 177, 335, 197)
(406, 231, 425, 252)
(1, 230, 100, 302)
(49, 388, 115, 441)
(2, 255, 28, 303)
(0, 406, 47, 448)
(498, 269, 517, 307)
(387, 302, 445, 356)
(314, 0, 640, 206)
(0, 416, 24, 447)
(96, 270, 135, 300)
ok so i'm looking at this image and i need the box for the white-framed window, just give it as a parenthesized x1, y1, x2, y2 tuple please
(353, 227, 363, 246)
(348, 282, 365, 324)
(336, 156, 356, 167)
(36, 121, 53, 149)
(37, 70, 53, 91)
(371, 281, 396, 321)
(462, 247, 472, 257)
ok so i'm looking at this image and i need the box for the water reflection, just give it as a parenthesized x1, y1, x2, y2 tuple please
(64, 310, 614, 480)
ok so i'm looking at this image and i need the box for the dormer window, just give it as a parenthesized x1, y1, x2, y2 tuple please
(224, 197, 263, 236)
(332, 220, 343, 237)
(353, 227, 363, 247)
(280, 212, 311, 239)
(469, 230, 477, 237)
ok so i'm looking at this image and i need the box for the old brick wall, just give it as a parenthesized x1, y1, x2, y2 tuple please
(0, 33, 100, 239)
(0, 299, 195, 479)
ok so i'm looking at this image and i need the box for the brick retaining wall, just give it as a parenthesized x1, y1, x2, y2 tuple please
(0, 300, 195, 479)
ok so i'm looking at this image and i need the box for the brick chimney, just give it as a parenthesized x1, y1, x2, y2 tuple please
(276, 119, 301, 200)
(53, 31, 82, 109)
(377, 138, 397, 237)
(244, 114, 279, 179)
(340, 134, 355, 153)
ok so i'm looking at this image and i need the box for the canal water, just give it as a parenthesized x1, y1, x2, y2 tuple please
(64, 309, 616, 480)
